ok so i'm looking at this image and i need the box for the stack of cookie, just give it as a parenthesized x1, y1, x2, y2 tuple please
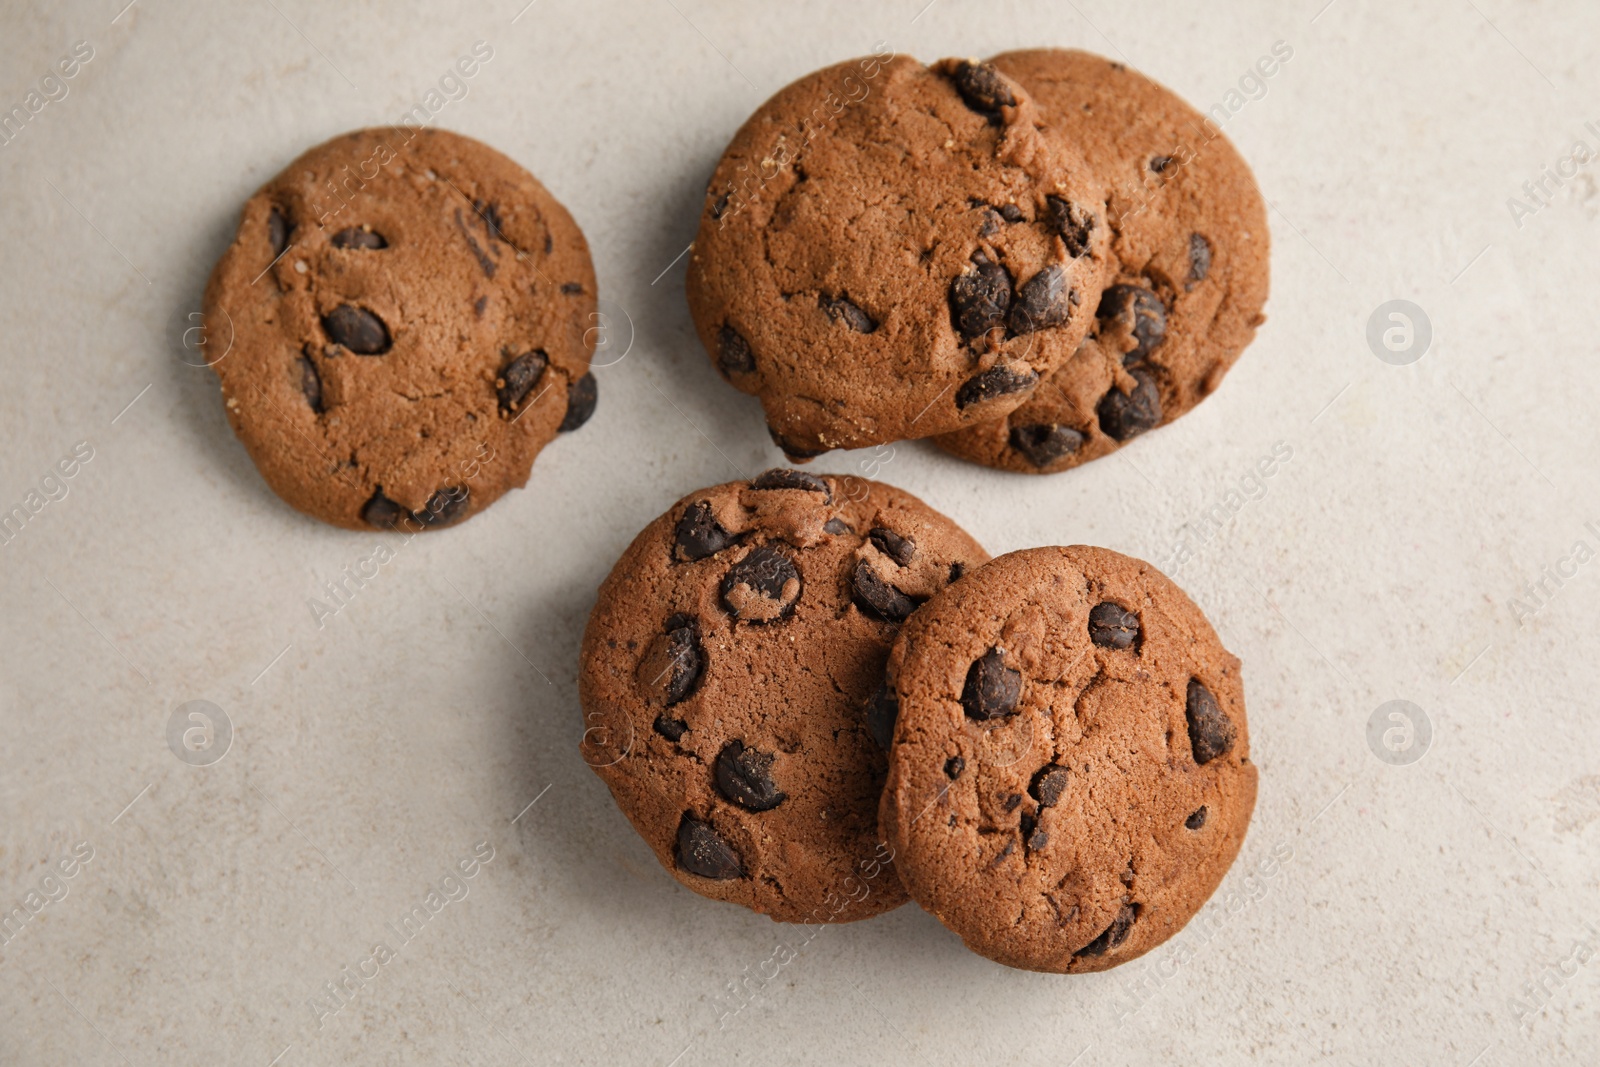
(579, 473, 1255, 973)
(686, 49, 1269, 474)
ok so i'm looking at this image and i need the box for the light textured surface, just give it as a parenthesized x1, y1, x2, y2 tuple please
(1, 1, 1597, 1064)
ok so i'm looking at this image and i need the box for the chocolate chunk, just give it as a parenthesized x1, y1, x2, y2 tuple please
(1097, 284, 1167, 364)
(322, 305, 391, 355)
(998, 203, 1025, 222)
(715, 741, 786, 811)
(852, 559, 919, 623)
(867, 681, 898, 750)
(473, 200, 506, 243)
(823, 517, 852, 536)
(944, 755, 965, 779)
(956, 362, 1038, 409)
(413, 487, 469, 527)
(1088, 602, 1141, 649)
(961, 648, 1021, 721)
(454, 208, 497, 278)
(298, 353, 323, 413)
(720, 545, 802, 623)
(558, 372, 598, 432)
(677, 815, 742, 880)
(362, 489, 406, 529)
(673, 502, 737, 562)
(497, 350, 548, 415)
(1075, 904, 1138, 957)
(1187, 233, 1213, 289)
(868, 527, 915, 566)
(268, 206, 291, 258)
(1044, 195, 1094, 258)
(1029, 765, 1069, 808)
(949, 60, 1017, 117)
(1003, 793, 1022, 812)
(710, 192, 730, 220)
(1185, 806, 1208, 830)
(1150, 155, 1173, 173)
(560, 282, 584, 294)
(1185, 679, 1236, 764)
(639, 614, 704, 705)
(978, 207, 1003, 237)
(767, 425, 827, 460)
(950, 254, 1013, 340)
(653, 714, 688, 742)
(751, 468, 831, 499)
(819, 293, 878, 333)
(1027, 827, 1049, 852)
(1009, 264, 1074, 335)
(717, 325, 756, 376)
(948, 562, 966, 583)
(1097, 367, 1161, 441)
(1009, 423, 1084, 468)
(330, 226, 387, 250)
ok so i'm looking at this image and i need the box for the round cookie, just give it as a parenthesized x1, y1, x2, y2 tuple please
(879, 546, 1256, 972)
(579, 471, 988, 923)
(934, 50, 1270, 474)
(686, 53, 1115, 460)
(203, 127, 598, 530)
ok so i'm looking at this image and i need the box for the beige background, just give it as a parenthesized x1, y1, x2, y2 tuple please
(2, 0, 1598, 1063)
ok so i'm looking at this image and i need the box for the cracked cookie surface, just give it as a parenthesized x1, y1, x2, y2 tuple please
(579, 473, 987, 923)
(686, 54, 1114, 459)
(204, 127, 597, 530)
(934, 50, 1270, 474)
(879, 545, 1256, 972)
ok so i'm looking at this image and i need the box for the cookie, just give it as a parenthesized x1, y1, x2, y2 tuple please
(579, 472, 988, 923)
(203, 127, 597, 530)
(686, 53, 1115, 460)
(933, 50, 1270, 474)
(879, 546, 1256, 972)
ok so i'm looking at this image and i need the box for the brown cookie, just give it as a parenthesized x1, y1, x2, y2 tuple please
(579, 472, 988, 923)
(686, 53, 1114, 460)
(934, 50, 1270, 474)
(879, 546, 1256, 972)
(203, 127, 598, 530)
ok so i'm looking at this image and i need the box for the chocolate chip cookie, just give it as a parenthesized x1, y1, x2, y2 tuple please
(203, 127, 598, 530)
(686, 54, 1114, 460)
(934, 50, 1270, 474)
(879, 546, 1256, 972)
(579, 472, 988, 923)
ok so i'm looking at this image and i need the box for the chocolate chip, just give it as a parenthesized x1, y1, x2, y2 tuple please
(298, 353, 323, 413)
(1009, 264, 1074, 335)
(1150, 155, 1173, 173)
(710, 191, 730, 220)
(949, 60, 1017, 118)
(413, 487, 469, 527)
(767, 425, 827, 460)
(751, 469, 831, 500)
(715, 741, 786, 811)
(454, 208, 497, 278)
(961, 648, 1021, 721)
(640, 614, 704, 705)
(1003, 792, 1022, 812)
(1027, 827, 1049, 851)
(823, 517, 852, 536)
(362, 489, 406, 529)
(1009, 424, 1084, 468)
(1188, 233, 1213, 289)
(978, 207, 1003, 237)
(998, 203, 1025, 222)
(1096, 284, 1167, 363)
(956, 362, 1038, 409)
(677, 815, 742, 880)
(544, 234, 552, 254)
(268, 206, 291, 257)
(1029, 765, 1070, 807)
(1096, 367, 1161, 442)
(673, 502, 737, 562)
(717, 325, 755, 376)
(322, 305, 391, 355)
(474, 200, 506, 243)
(1185, 679, 1236, 764)
(653, 714, 688, 742)
(948, 562, 966, 583)
(819, 293, 878, 333)
(558, 372, 598, 432)
(1044, 195, 1094, 258)
(1088, 602, 1141, 649)
(720, 545, 802, 623)
(944, 755, 964, 778)
(1076, 903, 1138, 957)
(1185, 806, 1208, 830)
(867, 681, 898, 750)
(868, 527, 915, 566)
(331, 227, 387, 250)
(497, 351, 548, 416)
(949, 254, 1013, 340)
(560, 282, 584, 294)
(851, 559, 919, 623)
